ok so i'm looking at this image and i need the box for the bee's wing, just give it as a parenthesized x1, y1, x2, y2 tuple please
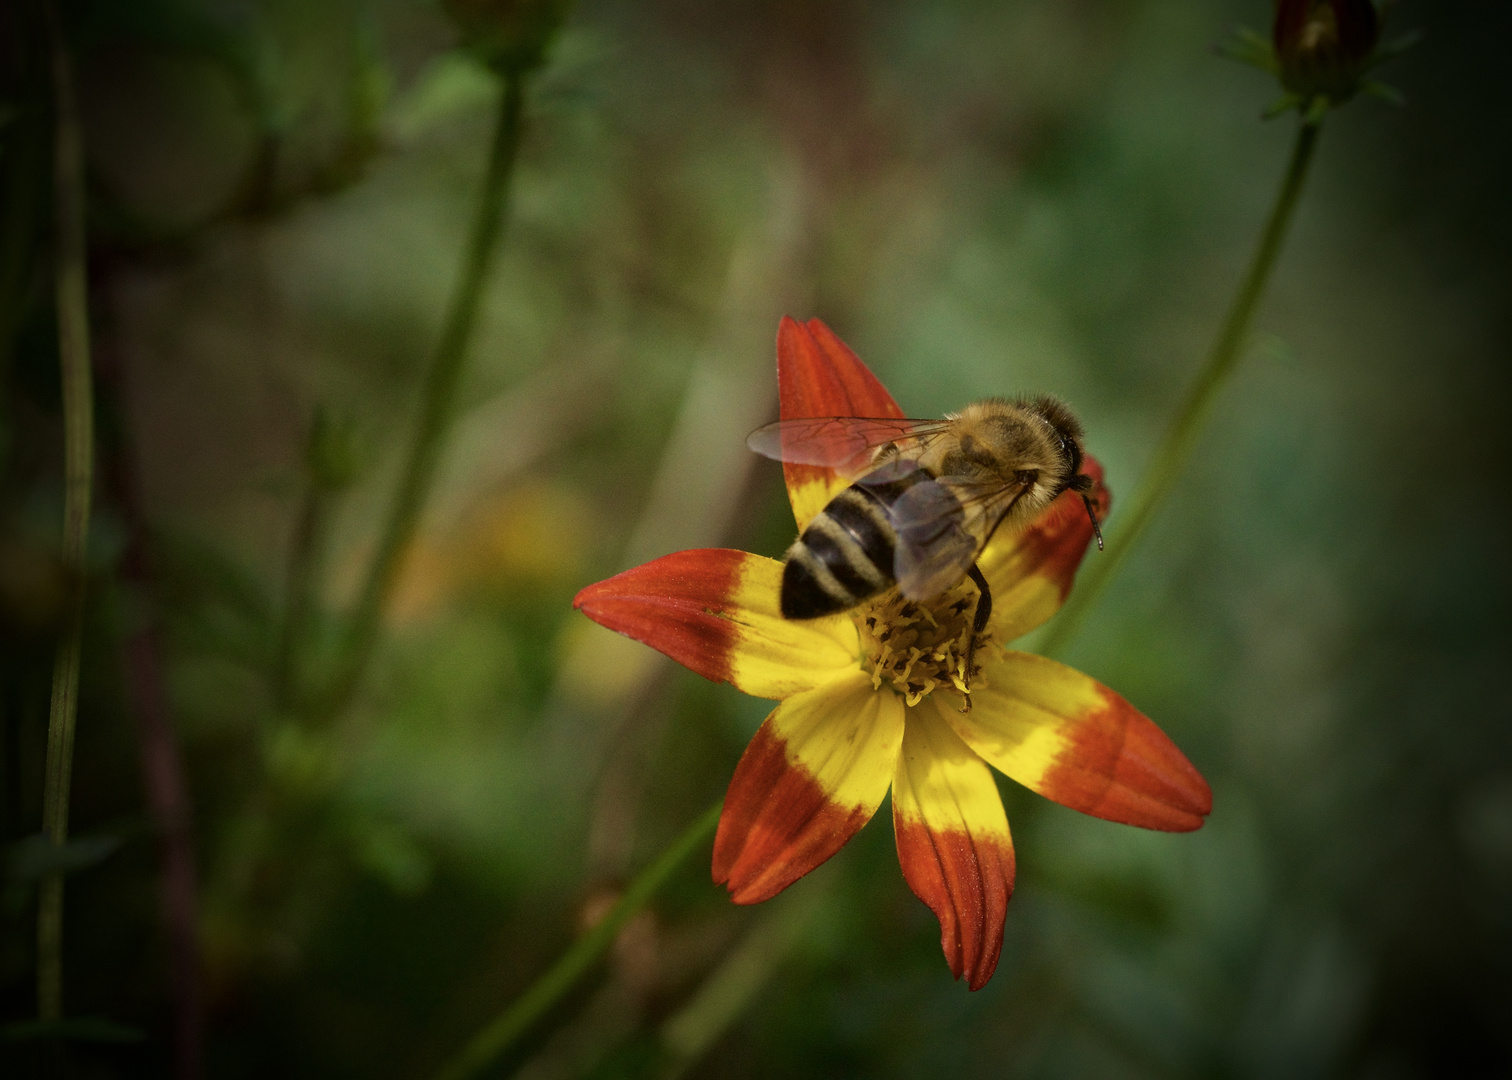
(746, 416, 953, 479)
(887, 473, 1035, 602)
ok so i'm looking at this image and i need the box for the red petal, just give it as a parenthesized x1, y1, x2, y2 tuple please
(950, 652, 1212, 833)
(713, 723, 869, 904)
(777, 317, 904, 423)
(1039, 687, 1213, 831)
(776, 318, 905, 527)
(713, 673, 904, 903)
(895, 822, 1014, 991)
(892, 708, 1015, 990)
(574, 548, 747, 685)
(574, 548, 857, 698)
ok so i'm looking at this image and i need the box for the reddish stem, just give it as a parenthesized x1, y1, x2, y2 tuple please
(95, 304, 205, 1080)
(121, 619, 203, 1080)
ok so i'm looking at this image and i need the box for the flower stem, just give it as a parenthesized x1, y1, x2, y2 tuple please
(319, 69, 526, 718)
(37, 0, 95, 1024)
(431, 800, 724, 1080)
(1040, 119, 1321, 657)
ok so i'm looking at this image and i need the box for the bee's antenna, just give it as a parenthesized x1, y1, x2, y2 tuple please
(1081, 493, 1104, 551)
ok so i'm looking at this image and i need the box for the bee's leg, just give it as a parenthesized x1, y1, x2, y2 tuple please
(963, 563, 993, 706)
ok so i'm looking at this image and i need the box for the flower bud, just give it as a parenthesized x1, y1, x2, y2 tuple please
(1272, 0, 1380, 102)
(442, 0, 572, 75)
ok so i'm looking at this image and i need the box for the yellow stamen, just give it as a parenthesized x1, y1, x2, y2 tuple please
(856, 580, 990, 711)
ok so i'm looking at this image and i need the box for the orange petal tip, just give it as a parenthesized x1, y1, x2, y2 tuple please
(1040, 688, 1212, 832)
(573, 548, 748, 687)
(776, 318, 906, 528)
(713, 722, 875, 904)
(894, 820, 1014, 991)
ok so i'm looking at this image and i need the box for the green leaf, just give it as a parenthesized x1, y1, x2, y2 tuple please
(1363, 79, 1406, 106)
(389, 53, 499, 144)
(1214, 25, 1279, 74)
(1370, 28, 1425, 66)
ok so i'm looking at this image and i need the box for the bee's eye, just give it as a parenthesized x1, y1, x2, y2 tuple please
(1058, 432, 1082, 476)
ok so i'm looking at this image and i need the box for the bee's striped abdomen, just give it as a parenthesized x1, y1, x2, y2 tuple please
(780, 466, 925, 619)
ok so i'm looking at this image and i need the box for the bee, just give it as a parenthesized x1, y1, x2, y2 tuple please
(747, 397, 1102, 672)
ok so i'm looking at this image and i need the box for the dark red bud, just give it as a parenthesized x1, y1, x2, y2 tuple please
(1272, 0, 1381, 101)
(1272, 0, 1312, 59)
(1332, 0, 1380, 60)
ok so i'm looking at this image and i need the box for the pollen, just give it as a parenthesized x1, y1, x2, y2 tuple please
(857, 580, 989, 710)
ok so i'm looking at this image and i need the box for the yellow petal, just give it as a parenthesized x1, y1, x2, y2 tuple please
(892, 706, 1014, 990)
(575, 548, 859, 699)
(785, 472, 850, 536)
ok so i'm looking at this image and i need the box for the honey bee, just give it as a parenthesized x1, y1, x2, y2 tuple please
(747, 397, 1102, 663)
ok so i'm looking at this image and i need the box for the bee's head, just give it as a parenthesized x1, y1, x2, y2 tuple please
(1022, 396, 1085, 483)
(1023, 396, 1103, 550)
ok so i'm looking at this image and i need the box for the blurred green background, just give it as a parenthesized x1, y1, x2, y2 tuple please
(2, 0, 1509, 1076)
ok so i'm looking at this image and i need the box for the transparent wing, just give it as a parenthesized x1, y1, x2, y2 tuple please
(746, 416, 953, 479)
(887, 474, 1034, 601)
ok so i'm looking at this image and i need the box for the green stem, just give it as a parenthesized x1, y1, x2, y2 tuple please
(320, 70, 526, 718)
(431, 800, 724, 1080)
(1040, 120, 1321, 657)
(38, 0, 95, 1024)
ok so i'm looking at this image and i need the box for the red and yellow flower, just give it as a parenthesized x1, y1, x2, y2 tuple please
(574, 318, 1211, 990)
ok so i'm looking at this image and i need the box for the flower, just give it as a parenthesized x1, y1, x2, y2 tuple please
(1216, 0, 1409, 120)
(574, 318, 1211, 990)
(1272, 0, 1381, 103)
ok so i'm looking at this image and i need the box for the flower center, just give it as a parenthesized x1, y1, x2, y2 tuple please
(856, 579, 990, 709)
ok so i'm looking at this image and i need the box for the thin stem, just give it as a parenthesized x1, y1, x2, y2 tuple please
(1040, 120, 1321, 657)
(37, 0, 95, 1024)
(101, 329, 205, 1078)
(431, 800, 724, 1080)
(318, 70, 526, 718)
(123, 627, 203, 1078)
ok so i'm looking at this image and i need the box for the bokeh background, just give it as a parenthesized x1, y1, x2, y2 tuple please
(2, 0, 1509, 1077)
